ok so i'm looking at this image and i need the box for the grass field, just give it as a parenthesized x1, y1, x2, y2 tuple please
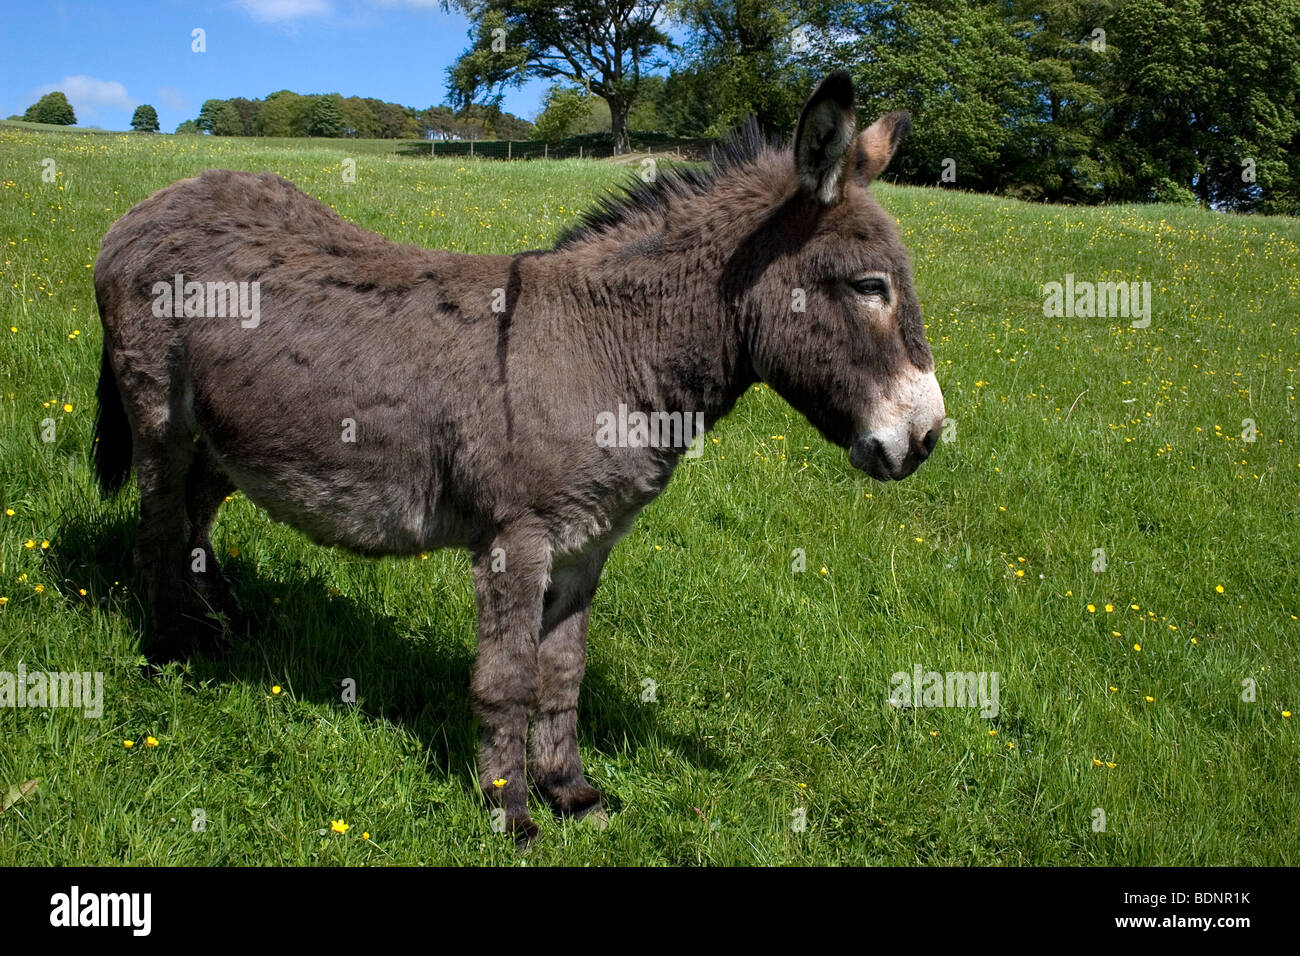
(1, 127, 1297, 866)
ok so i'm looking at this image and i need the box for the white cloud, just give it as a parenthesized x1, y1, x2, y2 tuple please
(157, 86, 190, 112)
(234, 0, 332, 23)
(34, 75, 135, 122)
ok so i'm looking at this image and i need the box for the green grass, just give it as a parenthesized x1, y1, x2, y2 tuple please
(1, 128, 1297, 865)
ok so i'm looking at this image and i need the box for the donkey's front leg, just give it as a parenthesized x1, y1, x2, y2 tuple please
(530, 547, 610, 820)
(471, 523, 549, 845)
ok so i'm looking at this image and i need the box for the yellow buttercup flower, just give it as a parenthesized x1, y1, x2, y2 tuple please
(331, 819, 349, 834)
(145, 736, 158, 747)
(492, 778, 507, 788)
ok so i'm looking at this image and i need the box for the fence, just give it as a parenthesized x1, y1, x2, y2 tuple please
(396, 133, 721, 162)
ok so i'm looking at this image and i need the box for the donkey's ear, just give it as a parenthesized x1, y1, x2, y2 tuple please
(794, 71, 857, 205)
(852, 110, 911, 184)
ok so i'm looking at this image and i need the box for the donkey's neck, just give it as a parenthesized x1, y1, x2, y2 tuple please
(544, 164, 790, 427)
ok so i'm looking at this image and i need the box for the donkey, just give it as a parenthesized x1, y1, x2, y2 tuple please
(92, 72, 944, 842)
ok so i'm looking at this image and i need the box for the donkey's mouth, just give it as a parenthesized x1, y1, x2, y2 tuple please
(850, 432, 935, 482)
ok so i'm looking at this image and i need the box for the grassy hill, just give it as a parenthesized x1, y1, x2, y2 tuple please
(1, 127, 1297, 865)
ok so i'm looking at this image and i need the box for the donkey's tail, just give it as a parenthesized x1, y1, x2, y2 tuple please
(93, 342, 132, 494)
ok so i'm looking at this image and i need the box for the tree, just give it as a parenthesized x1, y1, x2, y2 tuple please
(196, 99, 231, 133)
(533, 85, 600, 142)
(445, 1, 669, 153)
(175, 119, 200, 134)
(130, 104, 160, 132)
(1102, 0, 1300, 212)
(211, 102, 246, 136)
(253, 91, 307, 136)
(363, 98, 419, 138)
(227, 97, 261, 135)
(23, 91, 76, 125)
(669, 0, 811, 136)
(305, 94, 345, 137)
(816, 1, 1038, 193)
(341, 97, 380, 138)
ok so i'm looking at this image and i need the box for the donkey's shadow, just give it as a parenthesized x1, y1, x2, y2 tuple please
(51, 511, 731, 803)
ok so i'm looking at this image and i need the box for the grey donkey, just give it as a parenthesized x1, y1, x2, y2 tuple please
(93, 72, 945, 842)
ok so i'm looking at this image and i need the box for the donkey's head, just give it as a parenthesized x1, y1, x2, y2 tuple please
(730, 71, 944, 481)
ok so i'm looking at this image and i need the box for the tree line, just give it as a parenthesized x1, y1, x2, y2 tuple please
(14, 1, 1298, 212)
(450, 0, 1300, 214)
(177, 92, 533, 141)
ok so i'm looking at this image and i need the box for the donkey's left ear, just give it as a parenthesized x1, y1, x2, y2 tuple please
(794, 71, 857, 205)
(852, 110, 911, 184)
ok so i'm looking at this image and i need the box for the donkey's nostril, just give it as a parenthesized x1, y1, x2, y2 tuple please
(920, 424, 941, 455)
(850, 433, 894, 480)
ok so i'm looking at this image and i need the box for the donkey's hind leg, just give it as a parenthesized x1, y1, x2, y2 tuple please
(185, 441, 247, 643)
(530, 546, 610, 822)
(132, 429, 198, 664)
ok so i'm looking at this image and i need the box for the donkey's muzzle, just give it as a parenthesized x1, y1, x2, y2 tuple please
(850, 423, 940, 482)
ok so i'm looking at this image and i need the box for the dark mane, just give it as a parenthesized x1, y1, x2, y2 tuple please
(552, 118, 777, 250)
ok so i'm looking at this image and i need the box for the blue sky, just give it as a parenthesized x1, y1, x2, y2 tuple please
(0, 0, 555, 131)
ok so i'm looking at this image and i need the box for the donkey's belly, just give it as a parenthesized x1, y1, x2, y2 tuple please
(211, 448, 455, 557)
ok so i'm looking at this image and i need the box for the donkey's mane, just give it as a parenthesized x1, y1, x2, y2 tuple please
(552, 118, 777, 250)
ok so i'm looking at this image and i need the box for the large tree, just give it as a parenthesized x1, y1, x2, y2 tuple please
(130, 104, 160, 132)
(445, 1, 668, 153)
(669, 0, 812, 136)
(814, 1, 1039, 192)
(1102, 0, 1300, 212)
(196, 98, 246, 135)
(305, 94, 345, 137)
(23, 91, 76, 125)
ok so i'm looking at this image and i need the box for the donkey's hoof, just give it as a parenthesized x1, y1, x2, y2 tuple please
(140, 630, 196, 672)
(551, 783, 608, 822)
(511, 816, 541, 849)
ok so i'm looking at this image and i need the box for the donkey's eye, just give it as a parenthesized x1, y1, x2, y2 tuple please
(851, 276, 891, 302)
